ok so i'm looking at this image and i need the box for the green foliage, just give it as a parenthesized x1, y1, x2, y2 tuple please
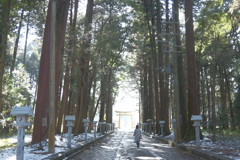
(2, 63, 32, 115)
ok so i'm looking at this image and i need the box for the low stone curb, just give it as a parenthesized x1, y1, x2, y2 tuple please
(42, 131, 115, 160)
(144, 132, 231, 160)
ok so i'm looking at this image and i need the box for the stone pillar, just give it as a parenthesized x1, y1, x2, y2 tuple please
(65, 115, 75, 148)
(10, 107, 33, 160)
(98, 122, 103, 135)
(191, 115, 202, 148)
(153, 122, 156, 134)
(83, 119, 90, 141)
(92, 121, 97, 138)
(159, 121, 165, 138)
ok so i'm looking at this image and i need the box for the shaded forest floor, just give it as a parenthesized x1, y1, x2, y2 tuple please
(164, 132, 240, 160)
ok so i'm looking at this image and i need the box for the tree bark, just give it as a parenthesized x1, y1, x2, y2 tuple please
(74, 0, 93, 135)
(32, 0, 70, 143)
(106, 69, 113, 123)
(58, 0, 79, 134)
(10, 9, 24, 76)
(225, 68, 234, 129)
(184, 0, 200, 140)
(210, 64, 217, 142)
(0, 0, 11, 113)
(219, 66, 228, 129)
(200, 67, 207, 130)
(23, 13, 30, 66)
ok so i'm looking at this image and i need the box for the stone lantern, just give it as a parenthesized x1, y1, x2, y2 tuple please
(191, 115, 202, 148)
(82, 119, 90, 141)
(159, 121, 165, 138)
(10, 106, 33, 160)
(92, 121, 97, 138)
(98, 122, 104, 135)
(65, 115, 75, 148)
(152, 122, 157, 135)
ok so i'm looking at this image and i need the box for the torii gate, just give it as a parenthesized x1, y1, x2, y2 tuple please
(115, 111, 135, 129)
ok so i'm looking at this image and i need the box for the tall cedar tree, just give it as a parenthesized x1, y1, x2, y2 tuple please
(0, 1, 11, 113)
(32, 0, 70, 143)
(184, 0, 200, 140)
(74, 0, 94, 135)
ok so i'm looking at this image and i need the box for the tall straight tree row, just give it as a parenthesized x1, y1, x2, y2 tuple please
(134, 0, 200, 139)
(1, 0, 240, 144)
(74, 0, 94, 135)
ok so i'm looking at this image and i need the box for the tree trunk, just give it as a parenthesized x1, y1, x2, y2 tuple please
(142, 58, 149, 123)
(225, 68, 235, 129)
(89, 65, 97, 123)
(74, 0, 93, 135)
(206, 71, 211, 129)
(99, 74, 107, 122)
(163, 0, 171, 136)
(172, 0, 187, 140)
(60, 0, 79, 134)
(210, 64, 217, 142)
(32, 0, 70, 143)
(106, 69, 113, 123)
(219, 66, 228, 129)
(23, 13, 30, 66)
(143, 0, 155, 121)
(10, 9, 24, 76)
(184, 0, 200, 140)
(155, 0, 162, 134)
(0, 0, 11, 113)
(200, 67, 207, 130)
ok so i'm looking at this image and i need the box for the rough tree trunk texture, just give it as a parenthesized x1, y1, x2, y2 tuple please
(163, 0, 171, 136)
(184, 0, 200, 140)
(206, 72, 211, 129)
(88, 65, 97, 123)
(148, 56, 154, 120)
(10, 9, 24, 76)
(156, 0, 170, 135)
(60, 0, 79, 134)
(74, 0, 93, 135)
(210, 64, 217, 142)
(200, 68, 207, 130)
(106, 69, 113, 123)
(32, 0, 70, 143)
(66, 0, 81, 131)
(173, 0, 187, 139)
(225, 68, 234, 129)
(143, 0, 155, 121)
(99, 73, 107, 123)
(155, 0, 162, 135)
(219, 66, 228, 129)
(0, 0, 11, 113)
(143, 58, 149, 122)
(23, 13, 30, 65)
(139, 70, 144, 124)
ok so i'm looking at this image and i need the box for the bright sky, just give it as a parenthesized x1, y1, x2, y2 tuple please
(114, 83, 139, 112)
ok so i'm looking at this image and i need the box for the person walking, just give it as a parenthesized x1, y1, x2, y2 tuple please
(133, 125, 142, 148)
